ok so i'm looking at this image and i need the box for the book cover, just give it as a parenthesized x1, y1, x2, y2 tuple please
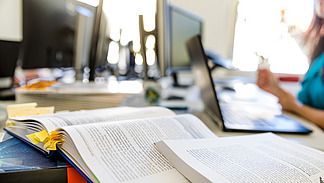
(0, 133, 86, 183)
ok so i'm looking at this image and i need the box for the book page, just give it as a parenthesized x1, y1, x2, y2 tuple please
(156, 133, 324, 183)
(58, 114, 217, 183)
(11, 106, 175, 132)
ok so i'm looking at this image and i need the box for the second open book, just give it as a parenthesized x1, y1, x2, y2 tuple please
(156, 133, 324, 183)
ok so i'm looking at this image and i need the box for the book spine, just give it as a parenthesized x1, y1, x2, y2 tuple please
(0, 167, 68, 183)
(58, 149, 93, 183)
(0, 165, 88, 183)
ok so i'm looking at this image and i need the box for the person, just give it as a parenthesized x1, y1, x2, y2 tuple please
(257, 0, 324, 129)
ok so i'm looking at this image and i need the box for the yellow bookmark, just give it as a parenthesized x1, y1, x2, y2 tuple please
(34, 129, 49, 142)
(26, 130, 64, 150)
(26, 133, 41, 144)
(5, 120, 15, 128)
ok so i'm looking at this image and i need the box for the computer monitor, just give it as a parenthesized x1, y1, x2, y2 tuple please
(0, 40, 20, 99)
(22, 0, 76, 69)
(168, 6, 202, 87)
(0, 41, 20, 88)
(157, 5, 202, 87)
(168, 5, 203, 73)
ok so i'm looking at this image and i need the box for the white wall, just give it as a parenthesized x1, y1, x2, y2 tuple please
(0, 0, 23, 42)
(169, 0, 238, 58)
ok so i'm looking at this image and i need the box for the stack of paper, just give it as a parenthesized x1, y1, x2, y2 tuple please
(16, 80, 143, 111)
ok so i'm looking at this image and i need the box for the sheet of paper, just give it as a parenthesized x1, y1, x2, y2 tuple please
(58, 114, 217, 183)
(156, 133, 324, 183)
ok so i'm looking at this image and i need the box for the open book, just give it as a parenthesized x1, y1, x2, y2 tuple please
(156, 133, 324, 183)
(4, 106, 217, 183)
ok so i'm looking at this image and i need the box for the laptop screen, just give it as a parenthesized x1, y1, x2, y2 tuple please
(186, 35, 224, 126)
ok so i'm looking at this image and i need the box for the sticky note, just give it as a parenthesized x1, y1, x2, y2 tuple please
(35, 130, 50, 142)
(26, 130, 64, 151)
(26, 133, 41, 144)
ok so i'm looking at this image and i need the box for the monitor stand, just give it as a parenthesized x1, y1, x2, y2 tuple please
(171, 72, 190, 88)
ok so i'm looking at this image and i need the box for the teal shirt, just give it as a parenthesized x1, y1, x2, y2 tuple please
(297, 53, 324, 110)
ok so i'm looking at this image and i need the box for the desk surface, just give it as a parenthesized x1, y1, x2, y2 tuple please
(194, 110, 324, 151)
(1, 71, 324, 151)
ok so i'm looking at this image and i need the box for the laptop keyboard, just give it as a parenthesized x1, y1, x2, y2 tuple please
(221, 106, 276, 128)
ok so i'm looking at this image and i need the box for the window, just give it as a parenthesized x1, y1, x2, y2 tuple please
(232, 0, 314, 74)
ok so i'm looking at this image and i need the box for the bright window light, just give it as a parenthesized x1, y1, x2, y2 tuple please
(145, 35, 156, 49)
(104, 0, 157, 58)
(107, 41, 119, 64)
(142, 0, 156, 32)
(110, 27, 120, 42)
(133, 41, 141, 53)
(135, 53, 143, 65)
(146, 49, 156, 66)
(232, 0, 313, 74)
(143, 13, 156, 32)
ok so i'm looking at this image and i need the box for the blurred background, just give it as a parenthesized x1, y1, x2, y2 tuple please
(0, 0, 314, 95)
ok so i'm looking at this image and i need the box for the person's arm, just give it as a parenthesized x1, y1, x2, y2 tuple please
(294, 104, 324, 129)
(279, 91, 324, 129)
(257, 69, 324, 129)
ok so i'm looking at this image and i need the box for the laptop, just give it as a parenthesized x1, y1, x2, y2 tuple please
(186, 35, 312, 134)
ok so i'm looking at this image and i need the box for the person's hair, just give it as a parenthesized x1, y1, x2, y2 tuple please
(303, 14, 324, 63)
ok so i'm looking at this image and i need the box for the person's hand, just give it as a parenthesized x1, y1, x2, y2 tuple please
(257, 69, 281, 96)
(277, 91, 300, 112)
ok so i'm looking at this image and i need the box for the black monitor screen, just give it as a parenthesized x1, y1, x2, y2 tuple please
(22, 0, 76, 69)
(0, 41, 20, 78)
(169, 6, 203, 72)
(0, 40, 20, 89)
